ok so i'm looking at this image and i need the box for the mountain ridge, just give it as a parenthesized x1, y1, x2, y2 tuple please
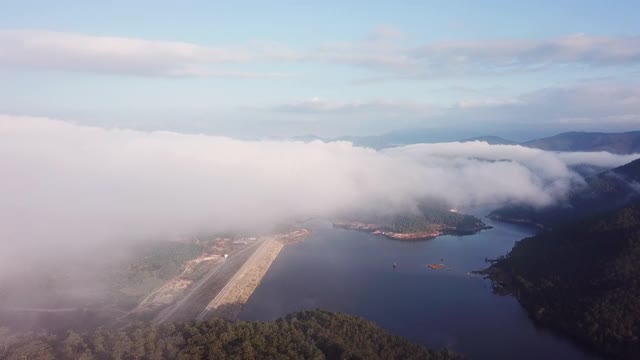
(291, 129, 640, 153)
(523, 130, 640, 154)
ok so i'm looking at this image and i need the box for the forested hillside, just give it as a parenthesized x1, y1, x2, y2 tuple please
(489, 157, 640, 228)
(390, 208, 487, 234)
(484, 203, 640, 359)
(2, 310, 458, 360)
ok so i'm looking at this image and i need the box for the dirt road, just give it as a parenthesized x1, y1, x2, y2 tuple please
(155, 240, 262, 324)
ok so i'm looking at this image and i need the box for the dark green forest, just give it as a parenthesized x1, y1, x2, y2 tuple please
(485, 203, 640, 359)
(2, 310, 458, 360)
(390, 211, 486, 234)
(355, 200, 488, 234)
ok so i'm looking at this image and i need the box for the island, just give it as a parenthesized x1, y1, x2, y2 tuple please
(334, 205, 491, 240)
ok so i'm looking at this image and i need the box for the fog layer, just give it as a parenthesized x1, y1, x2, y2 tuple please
(1, 115, 637, 274)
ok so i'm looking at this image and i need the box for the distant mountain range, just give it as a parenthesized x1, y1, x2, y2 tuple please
(295, 130, 640, 153)
(523, 131, 640, 154)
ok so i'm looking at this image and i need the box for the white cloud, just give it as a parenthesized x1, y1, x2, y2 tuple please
(0, 30, 297, 77)
(1, 115, 637, 276)
(555, 151, 640, 168)
(274, 97, 434, 116)
(317, 33, 640, 77)
(455, 98, 522, 109)
(268, 82, 640, 132)
(412, 34, 640, 68)
(469, 82, 640, 128)
(311, 34, 417, 73)
(367, 25, 408, 41)
(1, 29, 639, 78)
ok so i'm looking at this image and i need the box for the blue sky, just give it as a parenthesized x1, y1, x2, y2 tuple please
(1, 0, 640, 139)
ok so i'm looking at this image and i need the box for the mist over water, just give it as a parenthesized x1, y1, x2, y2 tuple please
(1, 114, 638, 280)
(241, 218, 596, 360)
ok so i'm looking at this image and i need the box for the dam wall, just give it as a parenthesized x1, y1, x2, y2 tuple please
(197, 237, 284, 320)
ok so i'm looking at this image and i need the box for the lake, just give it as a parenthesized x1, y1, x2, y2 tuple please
(240, 216, 597, 359)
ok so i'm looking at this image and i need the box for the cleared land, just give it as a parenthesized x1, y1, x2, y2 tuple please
(0, 229, 310, 333)
(154, 228, 311, 323)
(154, 240, 262, 324)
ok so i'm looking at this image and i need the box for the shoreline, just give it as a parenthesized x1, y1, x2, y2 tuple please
(477, 263, 605, 359)
(486, 214, 547, 230)
(198, 228, 311, 320)
(143, 228, 311, 324)
(333, 221, 492, 241)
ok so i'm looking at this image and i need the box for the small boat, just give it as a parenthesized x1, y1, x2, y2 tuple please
(426, 263, 445, 270)
(392, 261, 397, 268)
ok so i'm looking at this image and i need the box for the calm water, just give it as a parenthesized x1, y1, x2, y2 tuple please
(240, 217, 597, 360)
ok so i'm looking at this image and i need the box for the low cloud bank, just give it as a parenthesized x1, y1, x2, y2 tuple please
(1, 115, 637, 273)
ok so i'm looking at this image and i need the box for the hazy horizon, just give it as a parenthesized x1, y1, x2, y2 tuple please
(2, 113, 638, 279)
(1, 1, 640, 139)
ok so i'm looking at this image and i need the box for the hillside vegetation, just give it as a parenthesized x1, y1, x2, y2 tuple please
(484, 203, 640, 359)
(107, 241, 205, 308)
(390, 209, 487, 234)
(2, 310, 459, 360)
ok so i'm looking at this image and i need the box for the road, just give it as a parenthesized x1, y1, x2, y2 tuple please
(155, 239, 263, 324)
(196, 237, 283, 320)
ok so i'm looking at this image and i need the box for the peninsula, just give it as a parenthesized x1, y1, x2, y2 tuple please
(334, 207, 491, 240)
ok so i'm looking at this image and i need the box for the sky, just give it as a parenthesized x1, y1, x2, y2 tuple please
(1, 0, 640, 139)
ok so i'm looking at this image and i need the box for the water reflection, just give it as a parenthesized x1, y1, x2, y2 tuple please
(241, 218, 596, 360)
